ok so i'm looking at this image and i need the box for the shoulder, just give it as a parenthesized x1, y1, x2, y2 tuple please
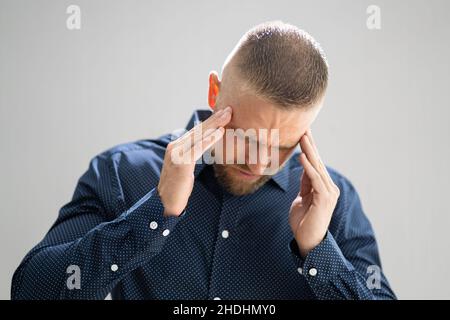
(95, 134, 172, 162)
(82, 134, 174, 208)
(84, 133, 173, 187)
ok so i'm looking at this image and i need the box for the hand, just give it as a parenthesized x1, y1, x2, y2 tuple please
(288, 129, 340, 257)
(158, 106, 232, 217)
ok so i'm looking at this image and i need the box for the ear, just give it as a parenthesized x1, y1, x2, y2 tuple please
(208, 71, 221, 110)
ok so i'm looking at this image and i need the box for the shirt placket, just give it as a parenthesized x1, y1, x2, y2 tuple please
(208, 192, 243, 300)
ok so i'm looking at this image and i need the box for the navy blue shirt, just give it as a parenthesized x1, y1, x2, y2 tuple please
(12, 110, 396, 300)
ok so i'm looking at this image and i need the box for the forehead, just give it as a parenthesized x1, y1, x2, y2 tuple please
(226, 92, 315, 147)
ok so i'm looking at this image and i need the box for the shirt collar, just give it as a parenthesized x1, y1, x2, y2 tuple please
(187, 109, 290, 192)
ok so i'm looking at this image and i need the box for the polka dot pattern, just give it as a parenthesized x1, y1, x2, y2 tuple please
(11, 110, 396, 300)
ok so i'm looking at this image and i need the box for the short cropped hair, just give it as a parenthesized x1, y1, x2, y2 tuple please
(226, 21, 329, 109)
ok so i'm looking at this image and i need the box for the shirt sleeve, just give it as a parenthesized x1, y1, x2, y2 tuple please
(11, 155, 186, 300)
(288, 174, 396, 300)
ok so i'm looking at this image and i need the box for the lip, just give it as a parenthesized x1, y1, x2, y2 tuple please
(232, 167, 259, 180)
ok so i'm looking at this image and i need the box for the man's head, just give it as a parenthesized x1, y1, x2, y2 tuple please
(207, 21, 328, 195)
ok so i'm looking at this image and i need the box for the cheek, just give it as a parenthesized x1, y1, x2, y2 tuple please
(213, 136, 242, 164)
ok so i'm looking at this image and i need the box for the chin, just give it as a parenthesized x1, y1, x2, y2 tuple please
(212, 164, 272, 196)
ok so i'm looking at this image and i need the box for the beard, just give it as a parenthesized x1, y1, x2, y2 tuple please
(212, 163, 274, 196)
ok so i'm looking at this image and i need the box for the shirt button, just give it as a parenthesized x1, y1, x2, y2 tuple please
(149, 221, 158, 230)
(162, 229, 170, 237)
(213, 297, 221, 300)
(221, 230, 229, 238)
(297, 267, 303, 275)
(308, 268, 318, 277)
(111, 264, 119, 272)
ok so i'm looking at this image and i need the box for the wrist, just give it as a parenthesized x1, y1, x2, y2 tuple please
(297, 232, 328, 258)
(157, 185, 180, 217)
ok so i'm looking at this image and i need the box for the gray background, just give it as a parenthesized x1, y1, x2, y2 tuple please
(1, 0, 449, 300)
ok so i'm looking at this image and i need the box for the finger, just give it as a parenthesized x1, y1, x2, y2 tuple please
(202, 106, 232, 132)
(171, 126, 224, 164)
(177, 111, 226, 147)
(299, 152, 327, 194)
(289, 196, 306, 234)
(305, 128, 318, 153)
(297, 140, 312, 196)
(305, 129, 336, 189)
(300, 135, 333, 192)
(302, 133, 335, 192)
(193, 106, 232, 143)
(179, 107, 232, 148)
(300, 170, 312, 197)
(305, 129, 327, 171)
(192, 127, 225, 161)
(298, 155, 312, 197)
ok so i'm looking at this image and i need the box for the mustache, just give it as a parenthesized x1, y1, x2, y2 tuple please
(235, 164, 251, 171)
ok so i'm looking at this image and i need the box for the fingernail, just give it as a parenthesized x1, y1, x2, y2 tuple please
(224, 106, 232, 113)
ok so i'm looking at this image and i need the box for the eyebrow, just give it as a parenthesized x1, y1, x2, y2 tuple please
(225, 124, 297, 150)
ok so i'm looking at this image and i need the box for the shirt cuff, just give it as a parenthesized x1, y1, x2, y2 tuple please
(122, 187, 187, 254)
(288, 231, 355, 287)
(63, 188, 188, 298)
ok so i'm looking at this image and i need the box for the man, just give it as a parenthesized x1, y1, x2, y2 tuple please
(12, 21, 395, 300)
